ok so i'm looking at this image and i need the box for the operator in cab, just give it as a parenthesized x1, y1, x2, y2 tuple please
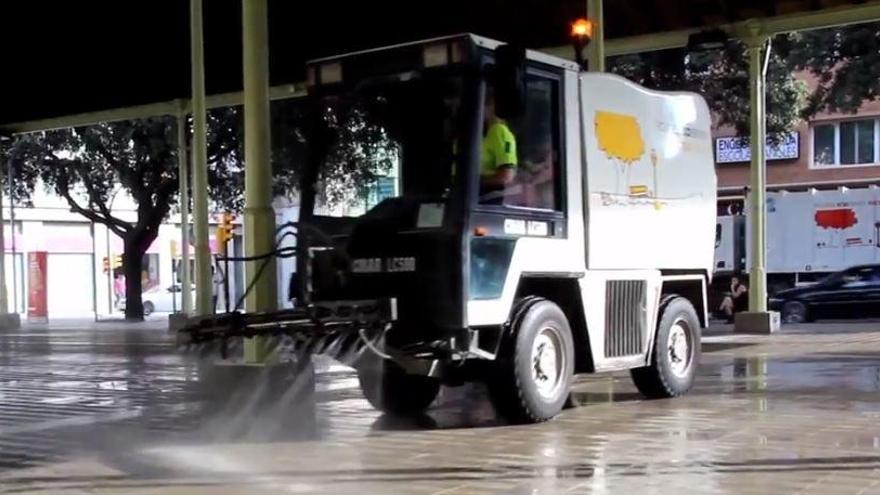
(444, 86, 519, 203)
(479, 89, 518, 204)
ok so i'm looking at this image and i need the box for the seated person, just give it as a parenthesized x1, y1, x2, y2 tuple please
(288, 271, 299, 307)
(719, 275, 748, 323)
(479, 90, 518, 204)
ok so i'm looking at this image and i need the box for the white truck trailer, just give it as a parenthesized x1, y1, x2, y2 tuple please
(714, 186, 880, 294)
(185, 34, 717, 423)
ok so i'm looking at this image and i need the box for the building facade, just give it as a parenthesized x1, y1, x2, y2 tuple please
(0, 185, 264, 318)
(715, 77, 880, 208)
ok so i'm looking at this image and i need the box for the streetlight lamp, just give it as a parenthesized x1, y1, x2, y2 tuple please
(570, 18, 594, 70)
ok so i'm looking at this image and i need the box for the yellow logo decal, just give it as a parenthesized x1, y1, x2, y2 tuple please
(594, 111, 645, 162)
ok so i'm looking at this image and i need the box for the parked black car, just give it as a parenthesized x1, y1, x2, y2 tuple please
(769, 265, 880, 323)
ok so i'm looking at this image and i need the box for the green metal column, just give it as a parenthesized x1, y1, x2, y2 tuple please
(242, 0, 277, 362)
(191, 0, 212, 315)
(0, 164, 8, 315)
(587, 0, 605, 72)
(176, 108, 192, 314)
(747, 27, 769, 313)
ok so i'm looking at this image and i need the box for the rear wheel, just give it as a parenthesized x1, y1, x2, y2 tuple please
(631, 297, 700, 399)
(357, 359, 440, 415)
(143, 301, 154, 316)
(488, 298, 574, 423)
(782, 301, 809, 324)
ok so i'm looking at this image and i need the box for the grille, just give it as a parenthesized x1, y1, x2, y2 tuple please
(604, 280, 646, 358)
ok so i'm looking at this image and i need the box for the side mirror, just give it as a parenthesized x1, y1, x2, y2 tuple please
(493, 44, 526, 120)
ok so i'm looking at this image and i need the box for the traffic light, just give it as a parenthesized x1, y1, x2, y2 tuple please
(215, 213, 236, 251)
(102, 255, 123, 274)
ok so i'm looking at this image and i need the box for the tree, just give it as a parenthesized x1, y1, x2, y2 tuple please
(9, 118, 185, 321)
(4, 97, 397, 320)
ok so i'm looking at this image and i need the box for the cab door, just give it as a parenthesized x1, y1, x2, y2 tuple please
(468, 67, 567, 303)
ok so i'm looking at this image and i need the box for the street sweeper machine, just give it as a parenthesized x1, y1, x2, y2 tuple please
(182, 32, 717, 423)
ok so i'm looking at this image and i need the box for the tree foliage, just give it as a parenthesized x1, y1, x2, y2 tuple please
(609, 41, 807, 138)
(785, 23, 880, 116)
(3, 97, 395, 319)
(203, 99, 394, 211)
(315, 103, 397, 209)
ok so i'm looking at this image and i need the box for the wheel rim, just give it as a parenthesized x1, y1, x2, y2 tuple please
(531, 325, 566, 400)
(666, 318, 692, 378)
(784, 303, 805, 324)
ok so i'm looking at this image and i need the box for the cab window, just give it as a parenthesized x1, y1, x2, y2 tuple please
(842, 266, 880, 286)
(478, 74, 562, 211)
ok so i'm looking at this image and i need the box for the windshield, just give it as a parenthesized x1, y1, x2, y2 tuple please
(311, 74, 466, 218)
(818, 271, 844, 286)
(819, 266, 880, 286)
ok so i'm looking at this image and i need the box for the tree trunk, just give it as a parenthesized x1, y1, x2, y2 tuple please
(122, 239, 148, 321)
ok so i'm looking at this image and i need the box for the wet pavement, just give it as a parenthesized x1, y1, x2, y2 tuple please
(1, 319, 879, 494)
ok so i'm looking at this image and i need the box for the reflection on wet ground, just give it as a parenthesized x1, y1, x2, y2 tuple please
(1, 320, 880, 494)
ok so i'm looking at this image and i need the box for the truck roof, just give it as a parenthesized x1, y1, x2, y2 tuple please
(307, 33, 581, 72)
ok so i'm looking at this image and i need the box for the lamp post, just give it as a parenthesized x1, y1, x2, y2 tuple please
(586, 0, 604, 72)
(686, 23, 779, 333)
(105, 188, 121, 314)
(0, 135, 21, 329)
(8, 154, 17, 314)
(0, 136, 10, 317)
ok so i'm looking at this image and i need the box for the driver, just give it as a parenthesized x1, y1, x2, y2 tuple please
(443, 86, 519, 204)
(479, 89, 518, 203)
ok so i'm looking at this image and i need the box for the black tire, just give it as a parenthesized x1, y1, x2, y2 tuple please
(488, 298, 575, 423)
(143, 301, 154, 316)
(782, 301, 809, 324)
(631, 296, 701, 399)
(357, 359, 440, 415)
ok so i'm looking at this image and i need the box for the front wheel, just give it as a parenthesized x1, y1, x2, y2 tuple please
(357, 360, 440, 416)
(631, 297, 701, 399)
(143, 301, 154, 316)
(488, 298, 575, 424)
